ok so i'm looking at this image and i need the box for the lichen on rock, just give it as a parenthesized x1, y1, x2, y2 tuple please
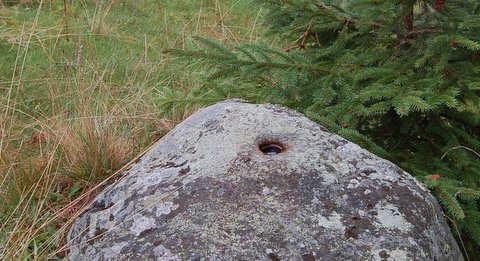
(67, 100, 463, 260)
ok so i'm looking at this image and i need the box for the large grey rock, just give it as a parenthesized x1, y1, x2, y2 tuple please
(67, 100, 462, 260)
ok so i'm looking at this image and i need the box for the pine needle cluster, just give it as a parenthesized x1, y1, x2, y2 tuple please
(163, 0, 480, 255)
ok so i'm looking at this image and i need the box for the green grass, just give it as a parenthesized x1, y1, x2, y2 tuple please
(0, 0, 266, 258)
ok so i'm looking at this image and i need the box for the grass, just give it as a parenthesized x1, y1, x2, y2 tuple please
(0, 0, 268, 258)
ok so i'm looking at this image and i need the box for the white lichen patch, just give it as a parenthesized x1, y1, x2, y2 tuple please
(316, 212, 345, 231)
(388, 249, 410, 260)
(368, 171, 399, 184)
(156, 201, 178, 217)
(153, 245, 181, 260)
(102, 242, 128, 260)
(372, 248, 410, 261)
(374, 203, 413, 232)
(262, 187, 273, 196)
(130, 216, 156, 236)
(347, 178, 361, 189)
(320, 172, 338, 185)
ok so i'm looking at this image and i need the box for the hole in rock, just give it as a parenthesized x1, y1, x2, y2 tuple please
(259, 142, 285, 155)
(268, 253, 281, 261)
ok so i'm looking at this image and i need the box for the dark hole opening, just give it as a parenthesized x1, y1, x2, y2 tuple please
(259, 142, 284, 155)
(268, 253, 280, 261)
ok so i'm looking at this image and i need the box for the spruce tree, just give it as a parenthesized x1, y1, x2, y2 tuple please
(163, 0, 480, 256)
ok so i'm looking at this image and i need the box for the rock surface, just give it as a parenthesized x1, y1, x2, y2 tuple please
(68, 100, 462, 260)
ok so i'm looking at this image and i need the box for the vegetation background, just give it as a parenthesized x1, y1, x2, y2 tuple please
(167, 0, 480, 258)
(1, 0, 479, 260)
(0, 0, 269, 258)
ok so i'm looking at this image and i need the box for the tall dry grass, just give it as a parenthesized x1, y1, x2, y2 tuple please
(0, 0, 266, 258)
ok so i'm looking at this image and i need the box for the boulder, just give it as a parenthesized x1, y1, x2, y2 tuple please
(67, 100, 462, 260)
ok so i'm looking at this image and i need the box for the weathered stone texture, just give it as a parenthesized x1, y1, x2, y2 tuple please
(68, 100, 462, 260)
